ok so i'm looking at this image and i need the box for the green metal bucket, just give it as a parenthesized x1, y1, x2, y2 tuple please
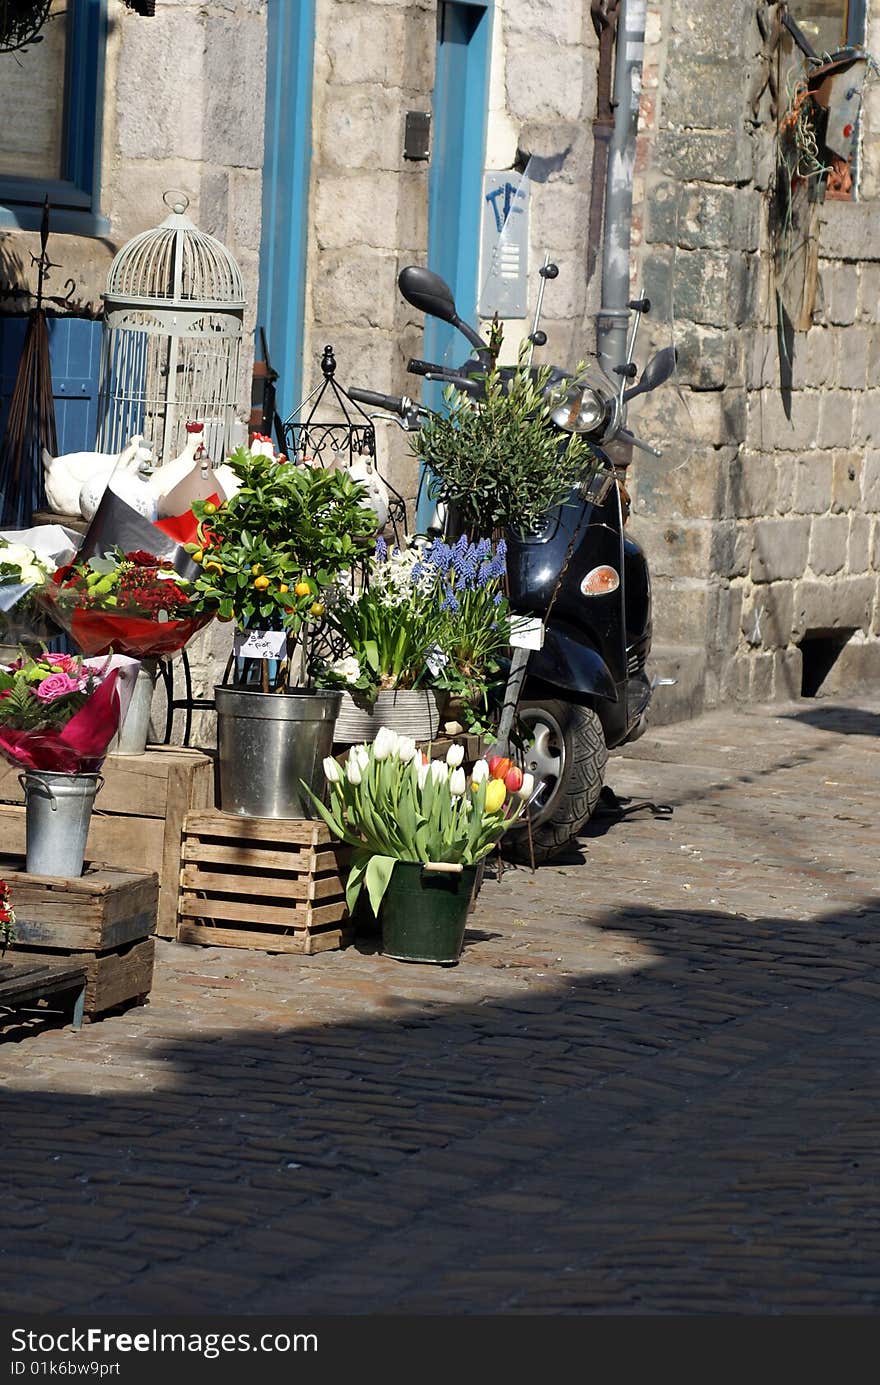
(380, 861, 478, 965)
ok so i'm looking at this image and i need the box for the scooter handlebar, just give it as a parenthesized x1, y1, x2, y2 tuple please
(406, 358, 484, 398)
(349, 386, 407, 414)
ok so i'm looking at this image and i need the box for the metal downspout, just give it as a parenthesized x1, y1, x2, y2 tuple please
(596, 0, 647, 378)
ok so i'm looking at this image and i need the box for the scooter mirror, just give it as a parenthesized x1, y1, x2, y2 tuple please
(398, 266, 458, 324)
(622, 346, 677, 403)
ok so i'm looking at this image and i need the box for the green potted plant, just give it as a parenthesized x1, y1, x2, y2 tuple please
(412, 345, 598, 536)
(316, 534, 511, 740)
(305, 728, 533, 964)
(186, 448, 378, 818)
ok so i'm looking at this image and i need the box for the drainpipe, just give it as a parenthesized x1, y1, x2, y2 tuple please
(596, 0, 647, 378)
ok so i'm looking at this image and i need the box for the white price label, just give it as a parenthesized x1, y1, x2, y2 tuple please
(234, 629, 288, 660)
(509, 615, 545, 651)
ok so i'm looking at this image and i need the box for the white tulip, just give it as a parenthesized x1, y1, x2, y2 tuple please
(323, 756, 342, 783)
(470, 759, 490, 783)
(445, 742, 465, 768)
(354, 743, 370, 771)
(430, 759, 448, 784)
(372, 726, 396, 760)
(417, 760, 430, 789)
(449, 767, 466, 796)
(345, 757, 363, 785)
(518, 773, 535, 799)
(396, 735, 418, 762)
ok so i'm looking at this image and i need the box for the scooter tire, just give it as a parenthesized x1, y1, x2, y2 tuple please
(509, 699, 608, 864)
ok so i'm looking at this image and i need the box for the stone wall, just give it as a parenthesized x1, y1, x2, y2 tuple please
(631, 0, 880, 720)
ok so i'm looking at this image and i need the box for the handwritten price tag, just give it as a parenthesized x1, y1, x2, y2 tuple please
(509, 615, 545, 651)
(234, 629, 288, 660)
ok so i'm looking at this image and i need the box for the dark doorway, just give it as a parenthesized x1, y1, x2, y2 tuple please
(798, 628, 856, 697)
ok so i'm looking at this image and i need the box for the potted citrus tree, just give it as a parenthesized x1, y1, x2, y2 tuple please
(305, 729, 533, 964)
(186, 448, 377, 817)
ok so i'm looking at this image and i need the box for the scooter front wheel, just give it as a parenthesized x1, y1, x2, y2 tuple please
(509, 699, 608, 863)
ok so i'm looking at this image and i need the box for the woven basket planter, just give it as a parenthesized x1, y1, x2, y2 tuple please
(333, 688, 444, 744)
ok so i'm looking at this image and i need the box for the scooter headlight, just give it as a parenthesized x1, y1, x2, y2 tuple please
(549, 386, 607, 434)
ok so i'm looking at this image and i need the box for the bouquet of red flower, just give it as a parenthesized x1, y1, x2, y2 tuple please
(37, 549, 211, 659)
(0, 651, 137, 773)
(0, 879, 14, 952)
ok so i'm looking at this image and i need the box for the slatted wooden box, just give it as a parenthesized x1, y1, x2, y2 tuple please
(3, 858, 159, 1019)
(0, 747, 214, 940)
(177, 811, 350, 954)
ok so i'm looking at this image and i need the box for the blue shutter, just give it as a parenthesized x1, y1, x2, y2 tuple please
(0, 315, 102, 457)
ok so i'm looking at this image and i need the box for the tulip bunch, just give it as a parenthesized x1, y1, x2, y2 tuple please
(304, 726, 532, 914)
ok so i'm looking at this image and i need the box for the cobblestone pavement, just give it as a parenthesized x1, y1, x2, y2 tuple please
(2, 694, 880, 1314)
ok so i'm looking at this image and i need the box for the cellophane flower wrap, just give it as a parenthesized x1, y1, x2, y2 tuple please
(0, 527, 79, 643)
(36, 549, 210, 658)
(0, 651, 138, 773)
(0, 878, 14, 951)
(304, 728, 533, 913)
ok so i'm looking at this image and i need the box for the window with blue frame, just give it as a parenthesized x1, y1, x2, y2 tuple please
(0, 0, 107, 236)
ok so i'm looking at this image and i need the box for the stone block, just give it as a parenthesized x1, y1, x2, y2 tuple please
(711, 520, 750, 578)
(664, 56, 745, 131)
(203, 17, 266, 168)
(832, 452, 861, 512)
(629, 517, 712, 579)
(672, 250, 730, 327)
(318, 86, 403, 171)
(678, 185, 741, 251)
(791, 454, 832, 514)
(645, 178, 681, 247)
(117, 11, 205, 161)
(313, 171, 403, 251)
(818, 264, 858, 326)
(650, 576, 710, 644)
(229, 170, 263, 253)
(741, 581, 794, 648)
(854, 391, 880, 445)
(729, 452, 779, 518)
(873, 518, 880, 570)
(808, 515, 849, 576)
(654, 128, 748, 184)
(862, 451, 880, 513)
(706, 582, 743, 656)
(505, 40, 588, 122)
(630, 441, 729, 521)
(668, 0, 756, 54)
(529, 180, 590, 254)
(817, 392, 855, 451)
(775, 456, 796, 514)
(718, 652, 752, 703)
(504, 0, 586, 46)
(322, 5, 407, 87)
(747, 331, 781, 390)
(772, 647, 803, 700)
(198, 171, 230, 243)
(818, 201, 880, 262)
(640, 248, 674, 321)
(834, 327, 870, 390)
(750, 650, 774, 700)
(858, 263, 880, 320)
(793, 576, 875, 635)
(750, 518, 810, 582)
(848, 514, 872, 573)
(748, 390, 819, 451)
(672, 324, 727, 389)
(789, 329, 835, 390)
(312, 249, 399, 330)
(813, 632, 880, 693)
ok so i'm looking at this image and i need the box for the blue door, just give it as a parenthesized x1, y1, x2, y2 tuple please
(0, 314, 102, 523)
(418, 0, 492, 526)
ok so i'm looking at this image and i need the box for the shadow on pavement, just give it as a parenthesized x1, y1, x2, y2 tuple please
(784, 704, 880, 738)
(3, 889, 880, 1315)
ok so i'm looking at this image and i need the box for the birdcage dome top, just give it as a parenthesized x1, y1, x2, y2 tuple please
(104, 192, 245, 311)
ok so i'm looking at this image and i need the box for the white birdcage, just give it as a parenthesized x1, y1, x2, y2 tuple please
(97, 191, 245, 465)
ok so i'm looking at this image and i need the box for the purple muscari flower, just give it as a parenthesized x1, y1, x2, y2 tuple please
(474, 537, 491, 561)
(375, 537, 388, 561)
(495, 538, 507, 562)
(410, 562, 424, 583)
(441, 591, 460, 614)
(493, 591, 504, 605)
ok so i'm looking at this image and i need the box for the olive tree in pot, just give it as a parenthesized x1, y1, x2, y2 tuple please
(186, 448, 378, 818)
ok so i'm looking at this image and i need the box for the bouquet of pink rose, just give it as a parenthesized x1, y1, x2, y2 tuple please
(0, 651, 137, 773)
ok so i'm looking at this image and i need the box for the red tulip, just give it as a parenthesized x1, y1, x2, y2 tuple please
(488, 755, 512, 780)
(504, 765, 523, 793)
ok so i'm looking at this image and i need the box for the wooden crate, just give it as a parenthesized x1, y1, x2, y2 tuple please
(177, 811, 350, 954)
(0, 746, 214, 940)
(2, 859, 159, 1019)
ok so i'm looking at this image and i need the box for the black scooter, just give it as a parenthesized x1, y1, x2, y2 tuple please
(350, 264, 675, 860)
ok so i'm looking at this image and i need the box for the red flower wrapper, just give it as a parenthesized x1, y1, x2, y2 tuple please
(0, 655, 138, 774)
(37, 550, 211, 660)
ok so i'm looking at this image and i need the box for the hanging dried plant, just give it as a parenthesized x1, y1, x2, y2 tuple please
(0, 0, 52, 56)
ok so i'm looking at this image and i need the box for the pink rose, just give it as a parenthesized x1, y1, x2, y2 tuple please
(46, 654, 82, 675)
(35, 672, 86, 702)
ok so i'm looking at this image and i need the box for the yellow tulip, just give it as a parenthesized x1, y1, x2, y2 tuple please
(484, 779, 506, 814)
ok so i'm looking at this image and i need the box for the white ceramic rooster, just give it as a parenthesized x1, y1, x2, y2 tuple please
(148, 422, 205, 504)
(79, 437, 156, 521)
(43, 434, 149, 517)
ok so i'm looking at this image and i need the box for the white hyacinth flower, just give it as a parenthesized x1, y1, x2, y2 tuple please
(518, 773, 535, 799)
(445, 742, 465, 768)
(323, 756, 342, 783)
(449, 767, 466, 796)
(345, 757, 363, 786)
(470, 758, 490, 783)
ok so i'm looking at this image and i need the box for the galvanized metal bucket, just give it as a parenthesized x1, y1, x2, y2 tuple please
(20, 770, 104, 877)
(107, 658, 160, 756)
(215, 685, 342, 818)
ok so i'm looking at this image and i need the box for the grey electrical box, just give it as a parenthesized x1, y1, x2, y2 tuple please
(477, 171, 530, 319)
(404, 111, 431, 161)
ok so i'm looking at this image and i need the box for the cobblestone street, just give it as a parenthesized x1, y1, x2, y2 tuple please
(2, 694, 880, 1315)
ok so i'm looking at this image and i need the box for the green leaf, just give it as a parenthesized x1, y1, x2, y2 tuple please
(365, 854, 397, 915)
